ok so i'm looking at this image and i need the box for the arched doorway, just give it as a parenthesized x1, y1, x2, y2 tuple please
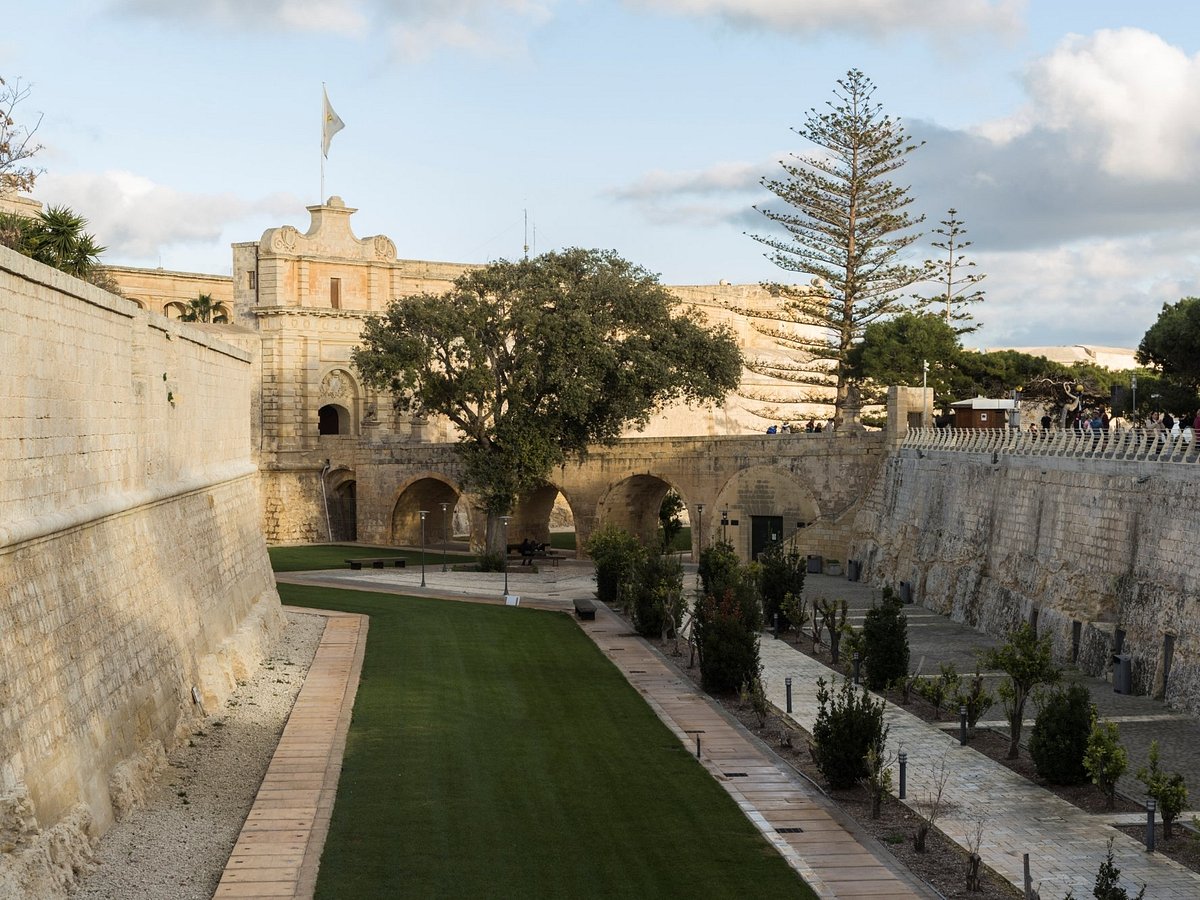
(593, 474, 680, 551)
(318, 404, 350, 435)
(390, 476, 462, 548)
(510, 484, 577, 556)
(328, 475, 357, 542)
(712, 466, 820, 560)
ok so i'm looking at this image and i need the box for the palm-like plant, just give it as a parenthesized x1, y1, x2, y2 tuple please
(179, 293, 228, 323)
(0, 204, 105, 279)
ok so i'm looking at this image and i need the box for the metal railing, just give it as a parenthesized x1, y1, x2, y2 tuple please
(903, 427, 1199, 463)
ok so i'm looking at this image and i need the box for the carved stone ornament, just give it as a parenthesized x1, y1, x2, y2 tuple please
(319, 369, 354, 400)
(373, 235, 396, 260)
(272, 225, 299, 253)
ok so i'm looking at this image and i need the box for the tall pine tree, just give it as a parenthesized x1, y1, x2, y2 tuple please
(921, 208, 985, 335)
(748, 69, 928, 425)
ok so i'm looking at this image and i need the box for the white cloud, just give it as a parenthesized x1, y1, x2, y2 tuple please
(626, 0, 1024, 39)
(110, 0, 556, 56)
(36, 170, 300, 269)
(978, 28, 1200, 182)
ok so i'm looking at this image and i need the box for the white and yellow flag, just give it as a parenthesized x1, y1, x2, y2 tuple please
(322, 86, 345, 159)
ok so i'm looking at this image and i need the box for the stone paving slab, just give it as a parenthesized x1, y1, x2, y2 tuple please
(760, 637, 1200, 899)
(214, 608, 368, 900)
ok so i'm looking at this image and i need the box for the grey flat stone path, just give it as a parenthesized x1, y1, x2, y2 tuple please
(760, 636, 1200, 898)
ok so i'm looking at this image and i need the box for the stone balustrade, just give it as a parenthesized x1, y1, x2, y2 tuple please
(903, 426, 1198, 463)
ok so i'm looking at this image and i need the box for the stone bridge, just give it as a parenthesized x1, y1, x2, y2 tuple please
(355, 430, 891, 560)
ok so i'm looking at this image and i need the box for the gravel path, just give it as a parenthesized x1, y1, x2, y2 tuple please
(69, 610, 326, 900)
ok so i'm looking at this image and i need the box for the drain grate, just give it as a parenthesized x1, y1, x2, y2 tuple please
(776, 827, 804, 834)
(723, 772, 748, 778)
(629, 670, 647, 674)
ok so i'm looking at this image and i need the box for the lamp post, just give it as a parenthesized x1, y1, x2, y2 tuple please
(418, 510, 428, 587)
(1131, 373, 1137, 420)
(695, 503, 704, 557)
(922, 359, 929, 428)
(721, 509, 729, 544)
(499, 515, 511, 597)
(440, 501, 450, 572)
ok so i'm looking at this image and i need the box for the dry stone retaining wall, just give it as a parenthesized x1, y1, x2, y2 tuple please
(0, 246, 283, 898)
(853, 446, 1200, 711)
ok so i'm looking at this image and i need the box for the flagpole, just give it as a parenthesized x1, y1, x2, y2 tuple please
(320, 83, 326, 203)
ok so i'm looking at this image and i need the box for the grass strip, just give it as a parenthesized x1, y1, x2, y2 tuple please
(280, 583, 813, 900)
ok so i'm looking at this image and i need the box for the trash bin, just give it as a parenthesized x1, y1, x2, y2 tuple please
(806, 554, 823, 574)
(1112, 653, 1132, 695)
(898, 580, 913, 604)
(847, 560, 862, 582)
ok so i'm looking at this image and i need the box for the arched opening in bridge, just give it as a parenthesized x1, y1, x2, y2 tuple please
(594, 474, 685, 552)
(327, 472, 357, 542)
(713, 466, 820, 561)
(318, 404, 350, 435)
(390, 477, 462, 549)
(510, 484, 577, 556)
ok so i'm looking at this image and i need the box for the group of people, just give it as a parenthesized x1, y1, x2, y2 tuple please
(517, 537, 547, 565)
(1030, 408, 1199, 446)
(765, 420, 827, 435)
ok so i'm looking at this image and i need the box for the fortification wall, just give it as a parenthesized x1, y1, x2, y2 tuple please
(0, 246, 283, 898)
(852, 442, 1200, 711)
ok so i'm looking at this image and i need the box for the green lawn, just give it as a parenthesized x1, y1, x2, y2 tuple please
(268, 543, 422, 572)
(280, 583, 813, 899)
(551, 526, 691, 553)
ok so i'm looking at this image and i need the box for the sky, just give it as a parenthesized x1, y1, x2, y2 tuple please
(6, 1, 1200, 349)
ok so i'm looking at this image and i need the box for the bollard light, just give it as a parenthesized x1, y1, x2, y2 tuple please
(898, 751, 907, 800)
(696, 734, 701, 759)
(1146, 798, 1157, 853)
(852, 651, 861, 685)
(785, 676, 793, 714)
(959, 704, 968, 746)
(774, 612, 779, 639)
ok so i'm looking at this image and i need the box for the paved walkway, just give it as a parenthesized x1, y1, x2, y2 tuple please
(760, 637, 1200, 898)
(214, 607, 368, 899)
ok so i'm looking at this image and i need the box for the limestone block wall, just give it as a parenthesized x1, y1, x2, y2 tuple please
(0, 247, 283, 898)
(852, 448, 1200, 711)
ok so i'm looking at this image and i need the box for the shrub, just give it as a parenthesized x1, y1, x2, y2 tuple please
(861, 590, 909, 690)
(630, 552, 684, 639)
(810, 677, 888, 789)
(815, 597, 849, 663)
(915, 663, 960, 719)
(1029, 683, 1093, 785)
(585, 524, 645, 609)
(1085, 839, 1146, 900)
(1136, 740, 1188, 838)
(950, 668, 994, 739)
(693, 589, 761, 694)
(1084, 717, 1128, 810)
(758, 543, 806, 632)
(476, 550, 506, 572)
(779, 592, 809, 643)
(697, 540, 740, 599)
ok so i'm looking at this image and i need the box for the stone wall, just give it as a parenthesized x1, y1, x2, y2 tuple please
(0, 246, 283, 898)
(852, 444, 1200, 711)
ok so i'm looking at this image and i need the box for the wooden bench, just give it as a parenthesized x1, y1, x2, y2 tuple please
(573, 598, 597, 621)
(345, 557, 407, 570)
(506, 552, 563, 567)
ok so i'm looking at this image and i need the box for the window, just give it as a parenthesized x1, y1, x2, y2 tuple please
(247, 271, 257, 290)
(330, 277, 341, 309)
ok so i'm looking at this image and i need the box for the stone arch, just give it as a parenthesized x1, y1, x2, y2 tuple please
(163, 301, 187, 319)
(326, 467, 357, 542)
(712, 465, 821, 561)
(213, 304, 231, 323)
(510, 483, 578, 557)
(127, 297, 146, 310)
(316, 367, 360, 436)
(593, 473, 683, 551)
(390, 474, 464, 547)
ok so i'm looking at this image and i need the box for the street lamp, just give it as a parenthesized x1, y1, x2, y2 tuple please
(1131, 373, 1137, 419)
(695, 503, 704, 557)
(922, 359, 929, 428)
(418, 510, 428, 587)
(499, 515, 512, 597)
(721, 509, 729, 544)
(440, 501, 450, 572)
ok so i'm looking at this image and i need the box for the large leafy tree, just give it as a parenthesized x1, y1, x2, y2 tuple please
(1137, 296, 1200, 390)
(920, 208, 985, 334)
(353, 248, 742, 546)
(846, 312, 962, 401)
(748, 69, 929, 425)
